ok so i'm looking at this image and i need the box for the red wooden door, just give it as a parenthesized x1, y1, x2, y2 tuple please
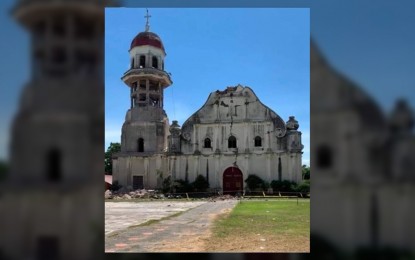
(223, 167, 243, 194)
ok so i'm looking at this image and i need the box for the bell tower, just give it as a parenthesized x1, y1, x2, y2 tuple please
(120, 10, 172, 154)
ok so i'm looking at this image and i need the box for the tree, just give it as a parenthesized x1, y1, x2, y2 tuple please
(105, 142, 121, 174)
(302, 164, 310, 180)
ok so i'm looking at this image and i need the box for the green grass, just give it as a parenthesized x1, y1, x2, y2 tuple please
(206, 199, 310, 251)
(217, 200, 309, 236)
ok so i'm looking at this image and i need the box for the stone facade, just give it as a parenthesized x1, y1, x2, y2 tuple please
(0, 1, 110, 259)
(113, 26, 304, 193)
(311, 41, 415, 251)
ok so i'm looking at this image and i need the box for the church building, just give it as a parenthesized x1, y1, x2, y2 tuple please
(112, 12, 304, 193)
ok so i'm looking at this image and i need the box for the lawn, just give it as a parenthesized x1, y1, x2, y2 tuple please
(204, 199, 310, 252)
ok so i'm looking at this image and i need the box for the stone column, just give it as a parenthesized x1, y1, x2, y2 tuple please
(215, 154, 220, 190)
(245, 100, 248, 119)
(130, 87, 133, 108)
(267, 123, 272, 152)
(146, 79, 149, 105)
(244, 122, 249, 153)
(244, 153, 249, 184)
(172, 156, 176, 180)
(267, 153, 271, 182)
(215, 124, 220, 153)
(215, 103, 219, 121)
(264, 124, 269, 151)
(127, 158, 132, 188)
(195, 125, 199, 152)
(144, 157, 149, 188)
(156, 155, 162, 187)
(159, 81, 163, 107)
(194, 155, 199, 181)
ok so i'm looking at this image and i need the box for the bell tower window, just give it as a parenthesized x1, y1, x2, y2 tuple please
(138, 138, 144, 152)
(139, 55, 145, 68)
(152, 56, 158, 69)
(228, 136, 237, 148)
(131, 58, 134, 68)
(47, 148, 62, 182)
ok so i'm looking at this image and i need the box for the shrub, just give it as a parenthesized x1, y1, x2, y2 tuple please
(270, 180, 296, 192)
(262, 181, 270, 190)
(162, 176, 172, 193)
(192, 175, 209, 192)
(173, 179, 194, 193)
(245, 174, 265, 191)
(294, 180, 310, 193)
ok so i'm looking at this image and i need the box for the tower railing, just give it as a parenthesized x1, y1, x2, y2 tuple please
(123, 67, 172, 81)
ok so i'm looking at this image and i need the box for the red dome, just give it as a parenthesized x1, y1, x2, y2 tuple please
(130, 31, 165, 53)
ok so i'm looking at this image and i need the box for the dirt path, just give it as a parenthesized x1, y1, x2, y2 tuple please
(105, 200, 238, 252)
(105, 201, 206, 236)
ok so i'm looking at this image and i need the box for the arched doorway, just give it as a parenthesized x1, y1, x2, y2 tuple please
(223, 167, 243, 195)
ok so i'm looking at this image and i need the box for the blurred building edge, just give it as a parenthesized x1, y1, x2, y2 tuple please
(0, 0, 117, 260)
(310, 39, 415, 255)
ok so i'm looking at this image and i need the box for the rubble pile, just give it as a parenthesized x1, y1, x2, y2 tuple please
(105, 189, 239, 201)
(207, 194, 237, 202)
(105, 189, 165, 200)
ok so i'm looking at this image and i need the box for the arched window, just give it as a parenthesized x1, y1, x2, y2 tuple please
(47, 148, 62, 182)
(138, 138, 144, 152)
(204, 138, 211, 148)
(152, 56, 158, 69)
(139, 55, 145, 68)
(254, 136, 262, 147)
(131, 58, 134, 68)
(228, 136, 237, 148)
(317, 145, 332, 169)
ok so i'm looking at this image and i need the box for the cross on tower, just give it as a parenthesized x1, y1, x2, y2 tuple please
(144, 9, 151, 32)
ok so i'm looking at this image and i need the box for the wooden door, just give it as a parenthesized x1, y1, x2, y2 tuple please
(223, 167, 243, 194)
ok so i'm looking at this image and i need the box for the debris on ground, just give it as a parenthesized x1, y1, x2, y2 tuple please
(105, 189, 169, 200)
(105, 189, 240, 201)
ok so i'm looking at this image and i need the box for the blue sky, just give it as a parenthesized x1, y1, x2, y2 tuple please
(2, 1, 415, 162)
(0, 0, 30, 161)
(105, 8, 311, 165)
